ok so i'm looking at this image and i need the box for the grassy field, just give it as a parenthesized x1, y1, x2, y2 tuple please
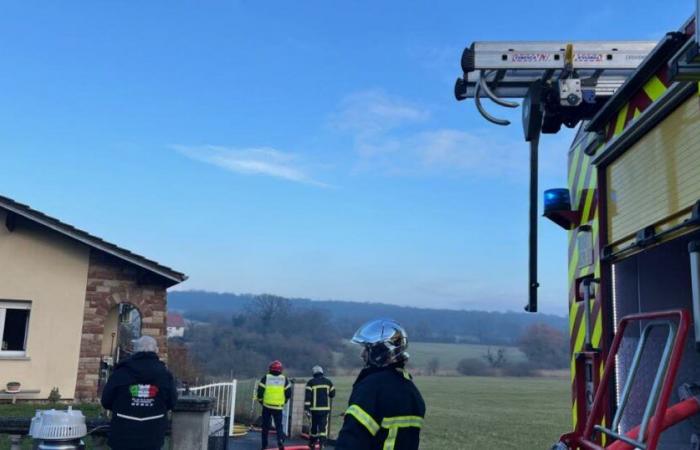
(336, 341, 526, 374)
(407, 342, 525, 372)
(323, 375, 570, 449)
(1, 375, 571, 450)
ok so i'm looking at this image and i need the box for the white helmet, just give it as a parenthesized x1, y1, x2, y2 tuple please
(352, 319, 409, 367)
(312, 365, 324, 375)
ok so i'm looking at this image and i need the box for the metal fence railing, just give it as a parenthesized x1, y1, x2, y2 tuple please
(180, 380, 237, 438)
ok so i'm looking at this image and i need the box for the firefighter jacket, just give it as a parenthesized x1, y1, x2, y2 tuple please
(256, 371, 292, 410)
(304, 374, 335, 412)
(335, 364, 425, 450)
(100, 351, 178, 450)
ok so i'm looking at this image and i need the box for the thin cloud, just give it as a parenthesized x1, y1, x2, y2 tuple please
(331, 89, 430, 138)
(341, 120, 571, 180)
(174, 145, 331, 188)
(414, 128, 571, 178)
(331, 88, 574, 180)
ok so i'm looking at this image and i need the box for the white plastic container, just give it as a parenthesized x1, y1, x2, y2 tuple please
(29, 407, 87, 450)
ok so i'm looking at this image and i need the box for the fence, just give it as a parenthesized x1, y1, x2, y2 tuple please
(180, 380, 237, 438)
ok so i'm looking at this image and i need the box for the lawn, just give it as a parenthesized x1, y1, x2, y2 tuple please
(0, 376, 571, 450)
(326, 375, 571, 450)
(0, 402, 103, 419)
(407, 342, 526, 372)
(336, 341, 526, 374)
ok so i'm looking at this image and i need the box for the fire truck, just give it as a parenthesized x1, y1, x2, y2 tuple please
(455, 5, 700, 450)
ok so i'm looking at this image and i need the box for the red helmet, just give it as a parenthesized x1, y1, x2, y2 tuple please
(269, 360, 283, 373)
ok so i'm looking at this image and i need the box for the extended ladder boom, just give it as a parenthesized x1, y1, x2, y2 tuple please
(455, 40, 656, 129)
(453, 40, 656, 314)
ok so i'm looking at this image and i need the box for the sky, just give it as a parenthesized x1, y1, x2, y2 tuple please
(0, 1, 691, 315)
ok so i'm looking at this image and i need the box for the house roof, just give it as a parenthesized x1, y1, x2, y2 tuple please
(167, 312, 186, 328)
(0, 195, 187, 286)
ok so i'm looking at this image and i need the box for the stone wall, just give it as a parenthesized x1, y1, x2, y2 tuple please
(74, 250, 168, 401)
(289, 381, 307, 437)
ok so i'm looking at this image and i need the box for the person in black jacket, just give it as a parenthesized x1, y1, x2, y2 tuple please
(304, 365, 335, 449)
(101, 336, 177, 450)
(335, 319, 425, 450)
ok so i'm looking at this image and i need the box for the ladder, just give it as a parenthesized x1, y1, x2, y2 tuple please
(454, 41, 656, 128)
(453, 40, 656, 314)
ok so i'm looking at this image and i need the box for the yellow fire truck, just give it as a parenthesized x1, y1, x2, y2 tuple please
(456, 7, 700, 450)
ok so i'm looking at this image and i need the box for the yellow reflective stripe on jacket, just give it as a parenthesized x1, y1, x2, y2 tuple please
(308, 384, 332, 410)
(381, 416, 424, 450)
(345, 404, 380, 436)
(396, 368, 412, 380)
(383, 427, 399, 450)
(381, 416, 424, 428)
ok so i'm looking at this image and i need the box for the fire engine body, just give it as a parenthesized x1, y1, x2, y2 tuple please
(564, 17, 700, 450)
(455, 7, 700, 450)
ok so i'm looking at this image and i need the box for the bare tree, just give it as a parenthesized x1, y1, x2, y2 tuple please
(426, 357, 440, 375)
(250, 294, 291, 331)
(168, 342, 202, 384)
(483, 347, 508, 368)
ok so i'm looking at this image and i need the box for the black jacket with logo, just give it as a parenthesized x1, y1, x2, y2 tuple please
(335, 364, 425, 450)
(304, 374, 335, 411)
(101, 352, 178, 449)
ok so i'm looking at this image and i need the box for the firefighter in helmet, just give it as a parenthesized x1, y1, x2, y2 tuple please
(335, 319, 425, 450)
(304, 365, 335, 449)
(256, 360, 291, 450)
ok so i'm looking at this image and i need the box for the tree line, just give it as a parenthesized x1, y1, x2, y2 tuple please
(168, 295, 570, 383)
(171, 295, 343, 381)
(170, 290, 568, 346)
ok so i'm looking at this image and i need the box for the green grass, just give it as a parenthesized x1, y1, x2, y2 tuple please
(1, 377, 571, 450)
(326, 375, 571, 450)
(337, 341, 526, 373)
(407, 342, 526, 372)
(0, 402, 103, 419)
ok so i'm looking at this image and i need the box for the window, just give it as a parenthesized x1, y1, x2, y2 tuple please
(0, 301, 31, 357)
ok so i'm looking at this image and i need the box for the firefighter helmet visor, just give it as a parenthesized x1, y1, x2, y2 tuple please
(351, 319, 409, 367)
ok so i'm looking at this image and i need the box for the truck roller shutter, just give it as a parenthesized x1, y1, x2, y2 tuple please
(607, 96, 700, 250)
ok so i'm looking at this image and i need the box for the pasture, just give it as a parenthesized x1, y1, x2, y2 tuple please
(407, 342, 526, 372)
(325, 375, 570, 449)
(0, 374, 571, 450)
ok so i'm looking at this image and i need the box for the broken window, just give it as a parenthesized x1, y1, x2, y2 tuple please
(0, 301, 31, 356)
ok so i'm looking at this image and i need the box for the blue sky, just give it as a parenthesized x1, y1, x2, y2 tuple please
(0, 1, 691, 314)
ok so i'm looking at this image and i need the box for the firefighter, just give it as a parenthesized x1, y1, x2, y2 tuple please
(335, 319, 425, 450)
(256, 360, 292, 450)
(304, 365, 335, 449)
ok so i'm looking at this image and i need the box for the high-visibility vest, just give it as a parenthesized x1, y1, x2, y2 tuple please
(263, 374, 286, 409)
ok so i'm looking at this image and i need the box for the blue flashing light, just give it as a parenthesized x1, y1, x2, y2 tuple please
(544, 188, 571, 213)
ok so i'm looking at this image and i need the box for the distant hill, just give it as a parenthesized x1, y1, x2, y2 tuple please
(169, 290, 567, 346)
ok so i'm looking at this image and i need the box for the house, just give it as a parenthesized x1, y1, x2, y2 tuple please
(0, 195, 186, 401)
(167, 312, 186, 338)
